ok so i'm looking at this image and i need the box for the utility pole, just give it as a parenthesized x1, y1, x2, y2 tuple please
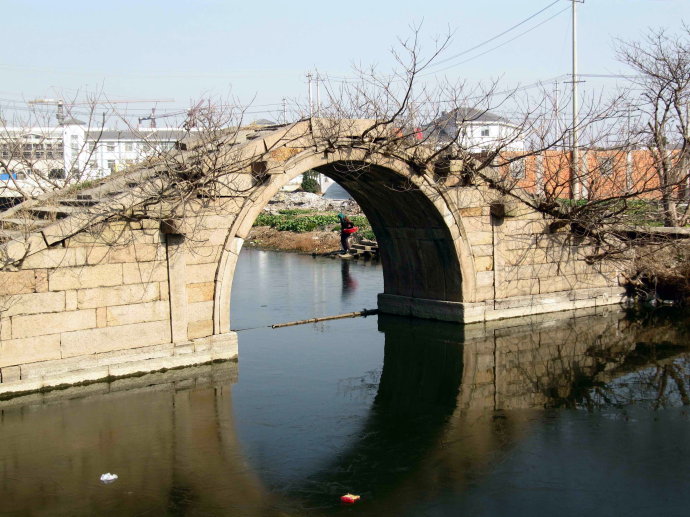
(570, 0, 584, 199)
(315, 72, 320, 118)
(306, 72, 313, 119)
(282, 97, 287, 124)
(554, 79, 560, 147)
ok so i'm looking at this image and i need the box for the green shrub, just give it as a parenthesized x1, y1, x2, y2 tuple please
(301, 177, 320, 194)
(252, 210, 376, 240)
(254, 213, 280, 227)
(361, 229, 376, 240)
(278, 208, 311, 215)
(301, 170, 321, 194)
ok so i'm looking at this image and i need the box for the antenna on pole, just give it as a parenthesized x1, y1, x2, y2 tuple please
(570, 0, 584, 199)
(315, 71, 320, 117)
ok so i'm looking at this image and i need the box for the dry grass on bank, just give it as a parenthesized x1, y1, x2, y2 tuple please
(629, 241, 690, 301)
(247, 226, 342, 254)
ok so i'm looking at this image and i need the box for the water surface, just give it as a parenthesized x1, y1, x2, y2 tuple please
(1, 248, 689, 516)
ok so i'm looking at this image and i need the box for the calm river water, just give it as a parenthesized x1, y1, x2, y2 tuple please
(1, 248, 690, 516)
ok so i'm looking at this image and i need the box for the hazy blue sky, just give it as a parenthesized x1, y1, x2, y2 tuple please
(1, 0, 688, 123)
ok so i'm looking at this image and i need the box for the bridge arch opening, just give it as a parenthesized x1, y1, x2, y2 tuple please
(215, 150, 476, 335)
(313, 161, 463, 301)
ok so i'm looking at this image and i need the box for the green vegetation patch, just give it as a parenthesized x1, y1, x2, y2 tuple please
(557, 198, 666, 226)
(254, 211, 375, 239)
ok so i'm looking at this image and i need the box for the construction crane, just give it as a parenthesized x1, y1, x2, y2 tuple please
(27, 98, 174, 126)
(27, 98, 66, 125)
(138, 100, 205, 129)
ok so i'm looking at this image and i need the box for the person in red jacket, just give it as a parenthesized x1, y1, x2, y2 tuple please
(338, 213, 357, 253)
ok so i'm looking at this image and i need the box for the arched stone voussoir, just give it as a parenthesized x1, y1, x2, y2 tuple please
(214, 146, 477, 335)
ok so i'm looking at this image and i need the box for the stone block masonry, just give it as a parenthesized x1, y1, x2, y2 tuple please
(0, 213, 238, 399)
(0, 120, 630, 397)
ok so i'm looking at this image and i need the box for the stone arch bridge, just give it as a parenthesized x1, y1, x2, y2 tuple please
(0, 119, 627, 396)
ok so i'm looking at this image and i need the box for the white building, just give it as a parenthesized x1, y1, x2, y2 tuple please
(0, 119, 187, 198)
(85, 128, 185, 176)
(424, 107, 525, 152)
(0, 123, 77, 198)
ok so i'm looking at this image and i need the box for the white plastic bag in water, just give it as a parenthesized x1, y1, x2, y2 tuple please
(100, 473, 118, 483)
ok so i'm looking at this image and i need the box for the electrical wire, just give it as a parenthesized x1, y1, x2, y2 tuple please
(428, 0, 562, 69)
(420, 6, 570, 77)
(318, 1, 567, 85)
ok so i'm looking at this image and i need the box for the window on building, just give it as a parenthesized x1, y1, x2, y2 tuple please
(107, 159, 116, 172)
(49, 169, 65, 179)
(509, 159, 526, 179)
(598, 156, 615, 176)
(125, 142, 133, 152)
(481, 128, 490, 137)
(107, 143, 115, 152)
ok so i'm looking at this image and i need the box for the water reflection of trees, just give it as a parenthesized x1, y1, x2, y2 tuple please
(586, 353, 690, 410)
(286, 309, 690, 513)
(504, 307, 690, 411)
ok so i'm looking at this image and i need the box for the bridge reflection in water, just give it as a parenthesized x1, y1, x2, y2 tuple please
(1, 309, 689, 516)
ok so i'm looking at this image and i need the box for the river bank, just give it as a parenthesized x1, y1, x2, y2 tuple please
(247, 190, 369, 254)
(247, 226, 342, 254)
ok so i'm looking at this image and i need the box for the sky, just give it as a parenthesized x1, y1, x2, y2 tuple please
(0, 0, 688, 125)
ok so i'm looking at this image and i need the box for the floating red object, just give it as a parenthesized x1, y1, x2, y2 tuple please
(340, 493, 360, 504)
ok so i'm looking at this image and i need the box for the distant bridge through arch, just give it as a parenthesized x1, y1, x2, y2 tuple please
(0, 119, 626, 396)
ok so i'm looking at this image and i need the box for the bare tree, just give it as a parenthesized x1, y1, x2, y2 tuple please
(0, 94, 107, 202)
(0, 26, 688, 291)
(617, 26, 690, 227)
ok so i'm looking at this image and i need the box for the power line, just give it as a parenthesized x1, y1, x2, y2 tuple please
(318, 1, 567, 85)
(580, 73, 639, 79)
(428, 0, 562, 69)
(421, 6, 570, 77)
